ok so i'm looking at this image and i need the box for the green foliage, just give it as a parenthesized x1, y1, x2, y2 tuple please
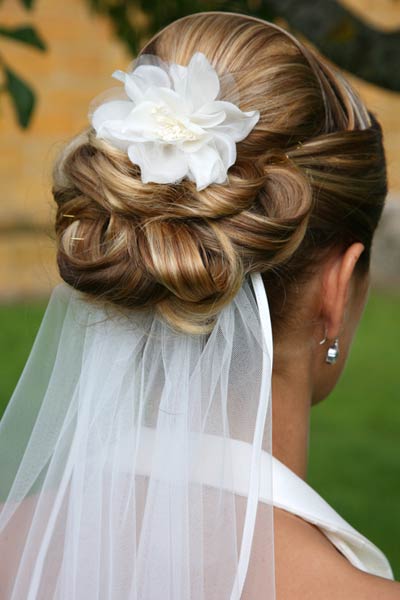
(88, 0, 277, 56)
(0, 0, 46, 128)
(87, 0, 400, 92)
(1, 290, 399, 576)
(3, 65, 35, 128)
(0, 25, 46, 50)
(19, 0, 35, 9)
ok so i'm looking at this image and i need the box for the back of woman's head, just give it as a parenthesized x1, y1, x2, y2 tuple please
(52, 12, 387, 336)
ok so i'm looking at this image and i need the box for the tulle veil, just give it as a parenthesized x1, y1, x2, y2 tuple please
(0, 270, 275, 599)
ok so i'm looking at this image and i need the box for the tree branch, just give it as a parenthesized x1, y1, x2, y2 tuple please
(87, 0, 400, 91)
(266, 0, 400, 91)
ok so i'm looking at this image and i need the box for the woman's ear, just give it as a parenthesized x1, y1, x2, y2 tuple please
(320, 242, 365, 340)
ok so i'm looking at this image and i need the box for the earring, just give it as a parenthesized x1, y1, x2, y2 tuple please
(325, 337, 340, 365)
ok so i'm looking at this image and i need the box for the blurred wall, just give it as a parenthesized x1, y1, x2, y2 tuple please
(0, 0, 399, 299)
(0, 0, 130, 299)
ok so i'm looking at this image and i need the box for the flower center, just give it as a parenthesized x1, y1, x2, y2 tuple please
(151, 105, 199, 142)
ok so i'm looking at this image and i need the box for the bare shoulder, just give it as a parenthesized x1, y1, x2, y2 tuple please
(274, 506, 400, 600)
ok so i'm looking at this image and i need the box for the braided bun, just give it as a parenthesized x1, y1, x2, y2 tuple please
(52, 13, 387, 336)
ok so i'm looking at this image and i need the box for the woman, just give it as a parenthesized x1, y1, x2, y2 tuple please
(0, 11, 399, 600)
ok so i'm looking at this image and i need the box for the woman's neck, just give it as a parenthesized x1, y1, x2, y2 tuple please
(271, 358, 314, 480)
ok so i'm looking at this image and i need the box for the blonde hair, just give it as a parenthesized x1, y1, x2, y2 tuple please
(52, 12, 387, 335)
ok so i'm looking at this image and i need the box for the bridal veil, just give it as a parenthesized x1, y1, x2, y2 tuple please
(0, 32, 277, 600)
(0, 270, 275, 599)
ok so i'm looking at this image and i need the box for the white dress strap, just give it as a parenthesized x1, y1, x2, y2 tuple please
(265, 454, 394, 581)
(110, 427, 394, 581)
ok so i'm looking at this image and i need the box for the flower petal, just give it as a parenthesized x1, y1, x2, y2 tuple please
(123, 74, 147, 104)
(96, 130, 130, 152)
(113, 65, 172, 105)
(204, 100, 260, 141)
(112, 70, 143, 104)
(190, 104, 226, 129)
(169, 63, 189, 98)
(186, 143, 225, 191)
(145, 86, 188, 117)
(211, 132, 237, 170)
(118, 101, 162, 141)
(91, 100, 134, 135)
(133, 64, 171, 89)
(185, 52, 221, 112)
(111, 69, 127, 84)
(127, 142, 188, 185)
(180, 132, 213, 154)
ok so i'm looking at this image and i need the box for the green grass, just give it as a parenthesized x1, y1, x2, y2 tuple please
(0, 291, 399, 578)
(0, 299, 48, 416)
(308, 291, 400, 579)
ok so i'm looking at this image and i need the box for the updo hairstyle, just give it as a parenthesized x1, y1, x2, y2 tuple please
(52, 12, 387, 335)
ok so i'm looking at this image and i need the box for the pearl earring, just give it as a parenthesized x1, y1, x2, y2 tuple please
(325, 337, 340, 365)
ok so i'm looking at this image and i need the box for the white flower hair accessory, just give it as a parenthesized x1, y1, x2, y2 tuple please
(89, 51, 260, 191)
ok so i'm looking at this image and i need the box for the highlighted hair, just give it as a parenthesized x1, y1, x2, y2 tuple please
(52, 12, 387, 335)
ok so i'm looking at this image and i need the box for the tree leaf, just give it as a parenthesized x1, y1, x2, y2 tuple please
(19, 0, 35, 9)
(0, 26, 46, 51)
(4, 65, 36, 128)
